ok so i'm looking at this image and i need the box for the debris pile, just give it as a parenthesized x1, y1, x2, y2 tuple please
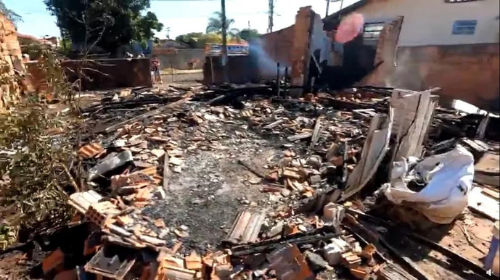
(14, 85, 499, 279)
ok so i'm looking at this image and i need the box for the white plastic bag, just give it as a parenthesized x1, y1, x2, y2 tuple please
(384, 145, 474, 224)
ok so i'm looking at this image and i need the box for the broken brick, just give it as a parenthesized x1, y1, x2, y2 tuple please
(266, 171, 279, 181)
(154, 219, 166, 228)
(78, 143, 105, 159)
(42, 249, 65, 274)
(341, 252, 362, 268)
(282, 168, 303, 180)
(136, 188, 152, 202)
(116, 215, 133, 226)
(361, 244, 377, 259)
(185, 251, 203, 270)
(350, 267, 368, 279)
(54, 269, 77, 280)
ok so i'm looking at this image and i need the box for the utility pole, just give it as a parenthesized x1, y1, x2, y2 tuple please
(325, 0, 344, 17)
(221, 0, 228, 83)
(268, 0, 274, 33)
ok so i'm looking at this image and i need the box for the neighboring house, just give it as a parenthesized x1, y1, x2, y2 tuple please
(324, 0, 500, 111)
(158, 39, 190, 49)
(153, 39, 190, 55)
(17, 33, 59, 48)
(153, 39, 206, 70)
(346, 0, 499, 47)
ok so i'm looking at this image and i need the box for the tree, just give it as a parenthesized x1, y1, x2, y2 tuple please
(45, 0, 163, 54)
(0, 0, 21, 24)
(175, 32, 204, 48)
(175, 32, 222, 49)
(206, 11, 239, 39)
(239, 29, 260, 41)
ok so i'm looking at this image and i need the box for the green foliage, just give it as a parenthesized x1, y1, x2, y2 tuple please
(30, 45, 77, 102)
(239, 29, 260, 41)
(0, 45, 82, 241)
(0, 99, 77, 236)
(45, 0, 163, 54)
(175, 32, 222, 48)
(58, 37, 73, 56)
(0, 0, 21, 24)
(206, 12, 239, 38)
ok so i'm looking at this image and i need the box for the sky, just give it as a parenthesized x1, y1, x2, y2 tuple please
(5, 0, 360, 39)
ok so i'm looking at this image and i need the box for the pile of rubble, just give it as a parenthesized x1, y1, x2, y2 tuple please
(29, 85, 498, 279)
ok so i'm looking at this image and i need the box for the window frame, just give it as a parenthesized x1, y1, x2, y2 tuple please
(451, 20, 478, 35)
(362, 22, 386, 40)
(445, 0, 483, 3)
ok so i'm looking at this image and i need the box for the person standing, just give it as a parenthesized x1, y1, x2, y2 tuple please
(151, 55, 162, 84)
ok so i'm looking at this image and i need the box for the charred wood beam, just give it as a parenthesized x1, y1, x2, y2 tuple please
(83, 96, 185, 113)
(97, 92, 193, 134)
(207, 87, 283, 106)
(344, 215, 432, 280)
(317, 96, 387, 112)
(230, 228, 341, 257)
(346, 209, 496, 280)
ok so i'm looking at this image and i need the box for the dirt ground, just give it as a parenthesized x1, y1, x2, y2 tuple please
(161, 72, 203, 85)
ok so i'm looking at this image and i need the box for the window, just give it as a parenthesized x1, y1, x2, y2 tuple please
(363, 22, 385, 39)
(452, 20, 477, 35)
(445, 0, 482, 3)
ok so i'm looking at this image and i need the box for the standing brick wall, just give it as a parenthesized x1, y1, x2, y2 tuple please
(0, 13, 24, 109)
(290, 7, 314, 90)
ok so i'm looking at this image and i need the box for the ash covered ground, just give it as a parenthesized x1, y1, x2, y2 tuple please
(142, 106, 286, 253)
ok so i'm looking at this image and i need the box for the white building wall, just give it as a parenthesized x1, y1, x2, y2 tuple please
(354, 0, 499, 46)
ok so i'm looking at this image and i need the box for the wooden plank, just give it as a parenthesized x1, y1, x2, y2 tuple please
(309, 116, 322, 151)
(163, 153, 170, 192)
(474, 172, 500, 188)
(287, 132, 312, 142)
(468, 186, 499, 221)
(482, 188, 500, 200)
(68, 191, 103, 214)
(475, 153, 499, 174)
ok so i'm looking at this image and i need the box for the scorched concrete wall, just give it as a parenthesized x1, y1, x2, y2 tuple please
(361, 43, 500, 111)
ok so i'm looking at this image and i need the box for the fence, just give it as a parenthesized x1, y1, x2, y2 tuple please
(155, 49, 205, 70)
(26, 58, 152, 91)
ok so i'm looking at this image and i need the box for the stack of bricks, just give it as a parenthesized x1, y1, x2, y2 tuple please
(85, 201, 121, 227)
(0, 13, 25, 110)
